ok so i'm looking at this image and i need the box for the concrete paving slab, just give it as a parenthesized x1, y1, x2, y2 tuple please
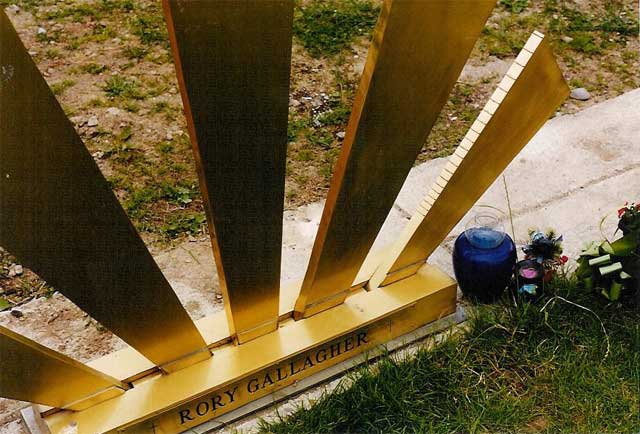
(503, 167, 640, 258)
(282, 200, 411, 285)
(392, 88, 640, 264)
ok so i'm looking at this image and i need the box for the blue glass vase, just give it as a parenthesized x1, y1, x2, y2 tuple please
(452, 214, 516, 303)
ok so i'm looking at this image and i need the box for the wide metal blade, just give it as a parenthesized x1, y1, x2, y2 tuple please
(369, 32, 570, 289)
(0, 325, 128, 410)
(164, 1, 293, 343)
(294, 0, 496, 319)
(0, 10, 209, 370)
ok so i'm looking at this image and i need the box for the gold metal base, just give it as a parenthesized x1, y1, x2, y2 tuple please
(27, 264, 455, 434)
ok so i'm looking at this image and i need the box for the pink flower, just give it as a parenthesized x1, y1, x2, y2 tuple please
(560, 255, 569, 264)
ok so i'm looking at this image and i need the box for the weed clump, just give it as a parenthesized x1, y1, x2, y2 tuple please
(293, 0, 380, 57)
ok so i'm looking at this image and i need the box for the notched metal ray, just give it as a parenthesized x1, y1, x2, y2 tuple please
(163, 0, 294, 343)
(0, 10, 208, 370)
(294, 0, 496, 319)
(369, 32, 570, 289)
(0, 325, 128, 410)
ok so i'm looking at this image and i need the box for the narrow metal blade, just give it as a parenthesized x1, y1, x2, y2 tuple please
(369, 32, 570, 289)
(0, 325, 128, 410)
(163, 1, 293, 343)
(0, 10, 209, 370)
(294, 0, 496, 319)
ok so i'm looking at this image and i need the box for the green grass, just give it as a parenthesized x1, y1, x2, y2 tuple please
(287, 117, 310, 143)
(259, 278, 639, 433)
(50, 79, 76, 96)
(317, 104, 351, 127)
(44, 0, 133, 21)
(501, 0, 529, 14)
(293, 0, 380, 57)
(306, 129, 334, 149)
(0, 0, 39, 11)
(162, 212, 206, 238)
(568, 32, 602, 55)
(102, 75, 142, 99)
(480, 0, 638, 58)
(123, 45, 149, 60)
(81, 62, 108, 75)
(130, 12, 167, 46)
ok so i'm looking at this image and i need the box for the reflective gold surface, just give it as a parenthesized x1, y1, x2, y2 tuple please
(0, 10, 208, 369)
(294, 0, 495, 319)
(0, 325, 127, 410)
(369, 32, 570, 289)
(82, 253, 383, 387)
(164, 0, 294, 343)
(43, 264, 456, 434)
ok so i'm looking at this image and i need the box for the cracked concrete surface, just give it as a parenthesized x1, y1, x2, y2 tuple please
(1, 89, 638, 433)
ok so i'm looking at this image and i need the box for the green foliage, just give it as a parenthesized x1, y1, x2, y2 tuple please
(480, 24, 528, 58)
(157, 142, 174, 154)
(118, 126, 133, 142)
(36, 29, 62, 43)
(103, 75, 142, 99)
(123, 187, 156, 218)
(151, 100, 171, 114)
(45, 3, 102, 21)
(296, 149, 313, 162)
(317, 105, 351, 127)
(101, 0, 134, 12)
(81, 63, 108, 75)
(123, 101, 140, 113)
(0, 0, 38, 11)
(44, 48, 60, 59)
(0, 298, 10, 311)
(50, 79, 76, 96)
(65, 23, 116, 49)
(287, 117, 310, 143)
(45, 0, 133, 21)
(293, 0, 380, 57)
(577, 203, 640, 301)
(161, 183, 197, 206)
(162, 213, 206, 238)
(562, 8, 595, 32)
(306, 129, 334, 149)
(483, 1, 638, 60)
(568, 32, 602, 54)
(123, 45, 149, 60)
(546, 3, 638, 55)
(141, 78, 169, 98)
(130, 13, 167, 45)
(576, 234, 638, 301)
(260, 279, 639, 433)
(570, 2, 640, 37)
(501, 0, 528, 13)
(599, 10, 640, 36)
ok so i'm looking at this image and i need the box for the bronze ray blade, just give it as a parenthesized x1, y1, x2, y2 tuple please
(294, 0, 496, 319)
(369, 32, 570, 289)
(164, 0, 294, 343)
(0, 10, 209, 370)
(0, 325, 128, 409)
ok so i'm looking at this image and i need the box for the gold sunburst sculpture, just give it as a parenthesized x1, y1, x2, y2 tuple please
(0, 1, 568, 433)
